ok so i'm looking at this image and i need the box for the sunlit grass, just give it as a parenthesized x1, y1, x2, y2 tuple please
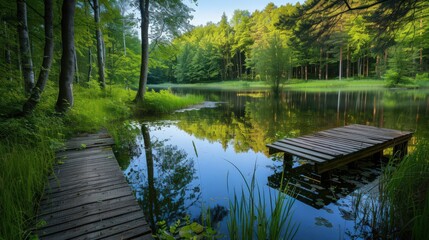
(139, 89, 204, 113)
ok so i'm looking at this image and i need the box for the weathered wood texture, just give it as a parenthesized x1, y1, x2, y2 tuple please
(37, 132, 152, 240)
(267, 124, 413, 174)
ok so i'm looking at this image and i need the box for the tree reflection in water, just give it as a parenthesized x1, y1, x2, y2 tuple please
(125, 124, 201, 230)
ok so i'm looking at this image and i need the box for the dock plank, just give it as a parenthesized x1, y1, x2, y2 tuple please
(37, 132, 152, 239)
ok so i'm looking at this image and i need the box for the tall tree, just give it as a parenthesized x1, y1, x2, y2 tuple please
(55, 0, 76, 113)
(22, 0, 54, 114)
(91, 0, 106, 88)
(135, 0, 196, 103)
(17, 0, 34, 95)
(135, 0, 149, 103)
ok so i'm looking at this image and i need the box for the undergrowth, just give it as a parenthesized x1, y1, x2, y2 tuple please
(0, 79, 202, 239)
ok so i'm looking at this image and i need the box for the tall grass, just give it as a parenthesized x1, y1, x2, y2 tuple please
(227, 162, 298, 240)
(352, 141, 429, 239)
(139, 89, 204, 113)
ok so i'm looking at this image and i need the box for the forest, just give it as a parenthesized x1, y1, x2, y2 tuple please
(1, 0, 429, 239)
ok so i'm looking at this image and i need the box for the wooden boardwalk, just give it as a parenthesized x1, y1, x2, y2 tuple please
(267, 124, 413, 175)
(37, 131, 153, 240)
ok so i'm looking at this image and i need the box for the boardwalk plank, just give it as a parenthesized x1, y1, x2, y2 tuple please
(37, 132, 152, 239)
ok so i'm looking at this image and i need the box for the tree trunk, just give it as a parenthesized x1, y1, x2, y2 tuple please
(93, 0, 105, 89)
(339, 46, 342, 80)
(142, 124, 157, 230)
(305, 64, 308, 81)
(22, 0, 54, 114)
(135, 0, 149, 103)
(87, 47, 92, 81)
(319, 48, 322, 80)
(55, 0, 76, 113)
(346, 45, 350, 78)
(17, 0, 35, 95)
(4, 21, 12, 80)
(325, 52, 328, 80)
(366, 55, 369, 77)
(74, 48, 80, 83)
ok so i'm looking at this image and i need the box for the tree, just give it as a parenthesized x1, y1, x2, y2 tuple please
(22, 0, 54, 114)
(91, 0, 106, 89)
(135, 0, 196, 103)
(55, 0, 76, 113)
(17, 0, 34, 95)
(253, 33, 292, 95)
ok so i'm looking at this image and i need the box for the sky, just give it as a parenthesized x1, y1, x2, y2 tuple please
(188, 0, 301, 26)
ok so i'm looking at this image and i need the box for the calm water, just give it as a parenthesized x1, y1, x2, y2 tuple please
(120, 89, 429, 239)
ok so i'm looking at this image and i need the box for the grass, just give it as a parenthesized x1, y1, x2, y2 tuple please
(0, 79, 204, 240)
(352, 141, 429, 239)
(227, 161, 298, 240)
(138, 89, 204, 114)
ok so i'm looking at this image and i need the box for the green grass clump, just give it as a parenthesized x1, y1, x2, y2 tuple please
(64, 83, 133, 134)
(385, 141, 429, 239)
(140, 89, 204, 113)
(352, 141, 429, 239)
(227, 162, 298, 239)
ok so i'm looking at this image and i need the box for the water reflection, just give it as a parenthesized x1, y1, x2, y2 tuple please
(124, 124, 201, 229)
(268, 157, 384, 209)
(123, 89, 429, 239)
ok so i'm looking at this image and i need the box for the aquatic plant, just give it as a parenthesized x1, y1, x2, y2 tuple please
(226, 161, 299, 240)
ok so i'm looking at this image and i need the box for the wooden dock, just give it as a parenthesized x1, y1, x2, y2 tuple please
(37, 132, 153, 240)
(267, 124, 413, 175)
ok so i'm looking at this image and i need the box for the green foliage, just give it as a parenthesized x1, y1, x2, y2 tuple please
(155, 215, 219, 239)
(139, 89, 204, 114)
(227, 162, 298, 239)
(352, 142, 429, 239)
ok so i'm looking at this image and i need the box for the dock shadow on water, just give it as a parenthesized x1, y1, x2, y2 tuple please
(118, 89, 429, 239)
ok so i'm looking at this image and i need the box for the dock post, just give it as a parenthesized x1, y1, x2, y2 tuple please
(393, 141, 408, 159)
(283, 153, 293, 172)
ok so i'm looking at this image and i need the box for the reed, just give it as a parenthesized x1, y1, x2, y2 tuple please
(227, 161, 298, 240)
(352, 141, 429, 239)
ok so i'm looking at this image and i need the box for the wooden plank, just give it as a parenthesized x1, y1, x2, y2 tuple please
(40, 205, 143, 236)
(267, 144, 326, 163)
(279, 139, 347, 156)
(271, 141, 336, 160)
(40, 186, 133, 214)
(75, 218, 151, 240)
(298, 136, 369, 151)
(331, 128, 395, 140)
(40, 211, 146, 240)
(38, 195, 136, 220)
(41, 182, 129, 205)
(347, 124, 410, 136)
(289, 137, 357, 154)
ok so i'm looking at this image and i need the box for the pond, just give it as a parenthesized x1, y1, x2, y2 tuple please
(118, 88, 429, 239)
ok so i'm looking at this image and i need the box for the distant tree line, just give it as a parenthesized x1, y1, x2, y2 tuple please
(151, 1, 429, 85)
(1, 0, 428, 113)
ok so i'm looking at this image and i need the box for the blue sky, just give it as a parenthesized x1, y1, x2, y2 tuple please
(188, 0, 301, 26)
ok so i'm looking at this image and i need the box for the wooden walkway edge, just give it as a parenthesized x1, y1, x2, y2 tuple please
(37, 131, 153, 240)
